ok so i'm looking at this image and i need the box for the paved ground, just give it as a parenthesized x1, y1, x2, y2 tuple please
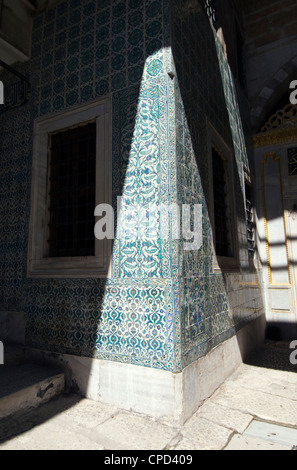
(0, 342, 296, 451)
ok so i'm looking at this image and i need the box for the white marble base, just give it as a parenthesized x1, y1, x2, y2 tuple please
(26, 314, 266, 425)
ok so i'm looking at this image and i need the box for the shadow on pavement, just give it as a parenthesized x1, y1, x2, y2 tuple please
(0, 392, 82, 444)
(245, 340, 297, 373)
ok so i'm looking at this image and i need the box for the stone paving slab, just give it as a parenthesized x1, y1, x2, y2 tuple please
(244, 420, 297, 448)
(0, 358, 297, 450)
(172, 417, 233, 451)
(197, 401, 253, 434)
(83, 411, 179, 451)
(225, 364, 297, 398)
(225, 434, 292, 451)
(210, 379, 297, 427)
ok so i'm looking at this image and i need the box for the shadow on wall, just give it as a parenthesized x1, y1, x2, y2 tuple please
(245, 325, 297, 373)
(170, 0, 266, 369)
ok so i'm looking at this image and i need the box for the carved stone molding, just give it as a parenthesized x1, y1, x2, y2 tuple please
(253, 104, 297, 148)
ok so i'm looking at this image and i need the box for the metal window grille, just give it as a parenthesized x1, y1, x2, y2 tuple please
(48, 122, 96, 258)
(245, 182, 255, 259)
(212, 147, 230, 257)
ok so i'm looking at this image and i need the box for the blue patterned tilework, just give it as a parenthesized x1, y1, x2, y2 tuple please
(0, 0, 180, 371)
(31, 0, 170, 117)
(171, 0, 265, 368)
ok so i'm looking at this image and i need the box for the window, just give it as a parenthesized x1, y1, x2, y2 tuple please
(235, 23, 246, 90)
(28, 98, 111, 278)
(215, 5, 247, 92)
(245, 180, 255, 260)
(208, 123, 238, 272)
(48, 123, 96, 258)
(212, 147, 231, 257)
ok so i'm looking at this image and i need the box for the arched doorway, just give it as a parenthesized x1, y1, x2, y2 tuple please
(254, 103, 297, 340)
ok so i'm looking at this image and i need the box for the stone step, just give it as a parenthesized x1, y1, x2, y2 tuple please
(0, 363, 65, 420)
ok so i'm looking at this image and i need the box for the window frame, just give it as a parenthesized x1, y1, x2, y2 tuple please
(243, 168, 256, 262)
(28, 97, 111, 279)
(207, 122, 239, 273)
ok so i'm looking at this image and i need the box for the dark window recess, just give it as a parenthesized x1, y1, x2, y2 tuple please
(212, 147, 231, 257)
(245, 182, 255, 259)
(236, 25, 246, 90)
(48, 122, 96, 258)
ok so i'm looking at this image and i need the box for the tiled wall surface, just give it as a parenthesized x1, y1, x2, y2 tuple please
(171, 0, 265, 368)
(0, 0, 180, 372)
(0, 0, 264, 373)
(32, 0, 170, 116)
